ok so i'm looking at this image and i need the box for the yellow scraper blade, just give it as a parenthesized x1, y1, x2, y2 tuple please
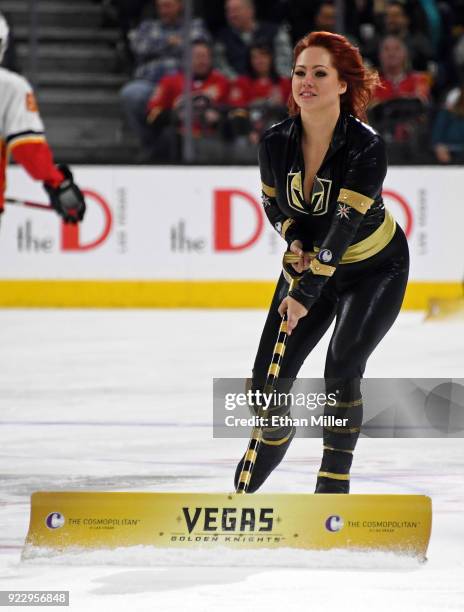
(23, 492, 432, 560)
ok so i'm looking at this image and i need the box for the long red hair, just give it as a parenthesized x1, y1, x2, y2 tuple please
(288, 31, 379, 122)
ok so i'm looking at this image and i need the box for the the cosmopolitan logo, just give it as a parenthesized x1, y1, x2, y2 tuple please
(45, 512, 65, 529)
(182, 507, 274, 533)
(325, 515, 344, 532)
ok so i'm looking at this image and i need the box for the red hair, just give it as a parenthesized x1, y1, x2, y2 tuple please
(288, 31, 379, 122)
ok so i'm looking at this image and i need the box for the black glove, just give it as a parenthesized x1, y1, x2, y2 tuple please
(44, 164, 86, 223)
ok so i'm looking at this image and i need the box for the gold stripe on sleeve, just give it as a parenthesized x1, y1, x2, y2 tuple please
(280, 218, 295, 240)
(281, 218, 295, 239)
(262, 182, 277, 197)
(338, 188, 374, 214)
(309, 259, 336, 277)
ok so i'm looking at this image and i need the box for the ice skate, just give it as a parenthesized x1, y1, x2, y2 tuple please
(315, 476, 350, 494)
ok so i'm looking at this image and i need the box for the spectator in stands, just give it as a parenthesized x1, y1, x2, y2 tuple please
(286, 0, 373, 45)
(285, 1, 318, 43)
(445, 36, 464, 107)
(228, 43, 291, 109)
(345, 0, 377, 41)
(228, 43, 290, 149)
(108, 0, 151, 31)
(313, 1, 337, 32)
(145, 41, 229, 160)
(214, 0, 292, 79)
(312, 1, 361, 48)
(381, 1, 433, 71)
(372, 35, 431, 104)
(370, 35, 431, 163)
(120, 0, 210, 152)
(253, 0, 289, 24)
(454, 32, 464, 76)
(431, 80, 464, 163)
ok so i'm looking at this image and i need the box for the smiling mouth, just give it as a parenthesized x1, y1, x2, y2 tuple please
(300, 92, 317, 98)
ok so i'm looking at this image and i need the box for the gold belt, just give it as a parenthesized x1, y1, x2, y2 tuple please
(282, 209, 397, 282)
(314, 208, 397, 264)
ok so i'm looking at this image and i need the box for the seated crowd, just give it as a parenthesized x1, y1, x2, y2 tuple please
(116, 0, 464, 164)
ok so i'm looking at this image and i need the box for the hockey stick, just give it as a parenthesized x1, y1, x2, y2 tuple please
(5, 197, 52, 211)
(235, 272, 297, 494)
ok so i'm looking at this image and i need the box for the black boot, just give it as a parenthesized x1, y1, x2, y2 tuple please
(234, 427, 295, 493)
(316, 377, 363, 494)
(315, 476, 350, 494)
(314, 446, 353, 494)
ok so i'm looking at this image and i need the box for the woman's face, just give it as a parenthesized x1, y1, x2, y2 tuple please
(251, 48, 272, 77)
(291, 46, 346, 114)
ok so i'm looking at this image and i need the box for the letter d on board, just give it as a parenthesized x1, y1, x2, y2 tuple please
(61, 189, 112, 251)
(213, 189, 263, 251)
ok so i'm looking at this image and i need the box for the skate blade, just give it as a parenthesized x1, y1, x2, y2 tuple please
(23, 491, 431, 561)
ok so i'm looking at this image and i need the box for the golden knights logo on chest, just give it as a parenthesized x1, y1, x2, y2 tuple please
(286, 171, 332, 216)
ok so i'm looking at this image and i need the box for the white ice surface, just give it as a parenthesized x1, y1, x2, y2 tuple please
(0, 309, 463, 611)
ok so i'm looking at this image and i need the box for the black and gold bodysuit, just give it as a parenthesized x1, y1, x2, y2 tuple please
(253, 111, 410, 491)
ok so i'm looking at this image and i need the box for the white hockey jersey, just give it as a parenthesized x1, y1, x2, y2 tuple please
(0, 66, 46, 198)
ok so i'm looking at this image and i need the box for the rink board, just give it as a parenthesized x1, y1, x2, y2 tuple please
(0, 280, 460, 310)
(24, 492, 432, 559)
(2, 166, 464, 309)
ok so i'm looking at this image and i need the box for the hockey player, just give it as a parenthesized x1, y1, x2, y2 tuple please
(0, 13, 85, 226)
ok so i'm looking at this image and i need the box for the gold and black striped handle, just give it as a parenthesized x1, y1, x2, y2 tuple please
(283, 251, 316, 264)
(235, 277, 295, 494)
